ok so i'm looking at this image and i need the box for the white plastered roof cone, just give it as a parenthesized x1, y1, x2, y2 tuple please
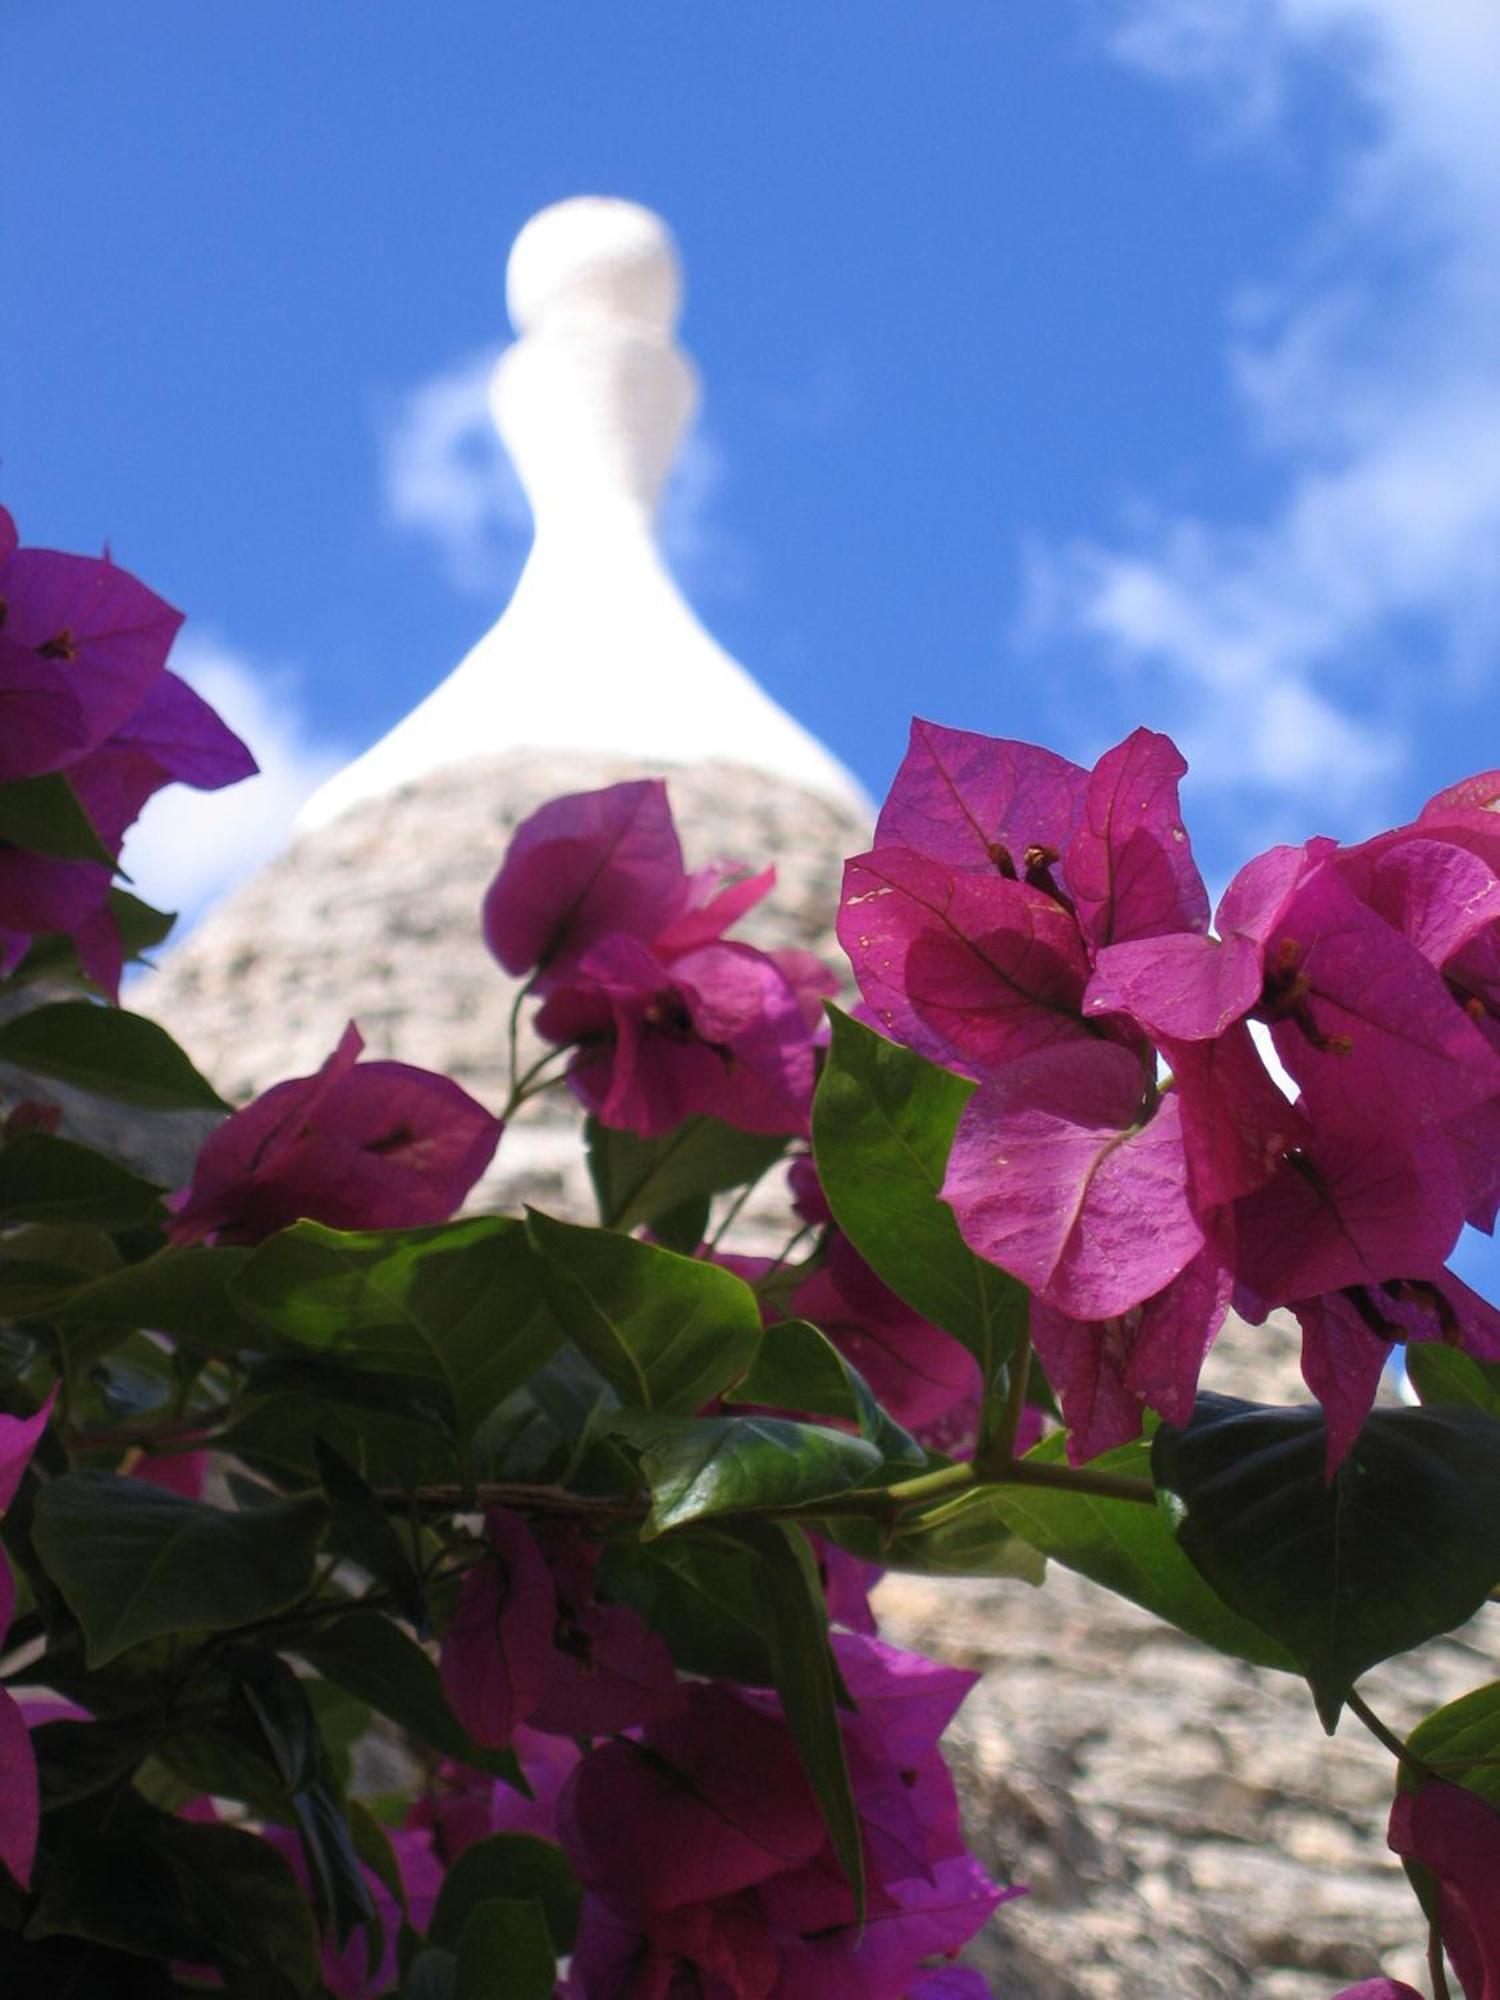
(297, 196, 871, 834)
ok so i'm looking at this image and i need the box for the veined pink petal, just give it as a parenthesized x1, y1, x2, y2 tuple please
(559, 1686, 825, 1914)
(943, 1043, 1203, 1320)
(1166, 1022, 1307, 1209)
(1067, 728, 1209, 949)
(1388, 1782, 1500, 1999)
(1336, 834, 1500, 971)
(0, 1688, 38, 1888)
(840, 846, 1093, 1079)
(655, 862, 776, 956)
(0, 1387, 57, 1514)
(1291, 1291, 1392, 1474)
(1085, 931, 1262, 1042)
(1234, 1128, 1466, 1308)
(439, 1509, 555, 1751)
(875, 718, 1088, 876)
(1263, 864, 1500, 1143)
(0, 544, 182, 758)
(169, 1024, 501, 1244)
(1329, 1984, 1426, 2000)
(483, 779, 686, 986)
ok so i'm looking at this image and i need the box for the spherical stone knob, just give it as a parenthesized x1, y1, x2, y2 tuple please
(506, 196, 683, 338)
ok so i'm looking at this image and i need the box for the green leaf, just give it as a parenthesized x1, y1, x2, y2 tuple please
(0, 1132, 163, 1229)
(314, 1437, 427, 1629)
(32, 1717, 155, 1810)
(0, 772, 112, 862)
(142, 1813, 320, 1999)
(586, 1114, 791, 1233)
(402, 1950, 458, 2000)
(525, 1209, 761, 1415)
(1153, 1394, 1500, 1728)
(732, 1520, 864, 1918)
(222, 1391, 460, 1491)
(456, 1899, 557, 2000)
(827, 1484, 1046, 1582)
(1406, 1680, 1500, 1812)
(1406, 1342, 1500, 1419)
(812, 1007, 1027, 1431)
(46, 1245, 254, 1343)
(621, 1410, 883, 1536)
(31, 1472, 326, 1666)
(230, 1216, 562, 1441)
(598, 1533, 776, 1684)
(428, 1834, 580, 1957)
(230, 1647, 375, 1947)
(26, 1824, 215, 1964)
(0, 1002, 226, 1111)
(296, 1610, 523, 1781)
(648, 1192, 713, 1257)
(983, 1431, 1295, 1667)
(725, 1317, 925, 1467)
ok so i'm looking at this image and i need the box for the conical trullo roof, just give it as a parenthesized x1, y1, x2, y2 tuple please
(134, 199, 1464, 1999)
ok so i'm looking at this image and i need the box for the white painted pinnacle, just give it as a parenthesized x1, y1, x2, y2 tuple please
(298, 195, 870, 834)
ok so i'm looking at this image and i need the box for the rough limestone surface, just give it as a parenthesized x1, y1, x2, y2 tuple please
(132, 750, 1493, 1997)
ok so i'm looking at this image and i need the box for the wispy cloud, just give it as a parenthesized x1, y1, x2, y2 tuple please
(1029, 0, 1500, 821)
(121, 636, 348, 929)
(379, 348, 749, 600)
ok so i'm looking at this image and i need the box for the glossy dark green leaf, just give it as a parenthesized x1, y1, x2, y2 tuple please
(648, 1192, 712, 1256)
(230, 1216, 562, 1440)
(231, 1648, 375, 1947)
(526, 1209, 760, 1415)
(1153, 1394, 1500, 1727)
(0, 1002, 226, 1112)
(222, 1391, 460, 1491)
(296, 1610, 523, 1782)
(402, 1950, 458, 2000)
(31, 1472, 325, 1665)
(725, 1316, 925, 1467)
(984, 1432, 1294, 1667)
(26, 1827, 214, 1963)
(142, 1814, 320, 1999)
(46, 1245, 254, 1345)
(1406, 1343, 1500, 1419)
(0, 772, 112, 862)
(622, 1410, 883, 1536)
(827, 1483, 1046, 1582)
(586, 1115, 791, 1232)
(812, 1008, 1026, 1434)
(598, 1533, 775, 1684)
(313, 1437, 426, 1628)
(32, 1717, 154, 1810)
(429, 1834, 580, 1956)
(0, 1133, 163, 1229)
(456, 1898, 556, 2000)
(732, 1520, 864, 1918)
(1405, 1680, 1500, 1813)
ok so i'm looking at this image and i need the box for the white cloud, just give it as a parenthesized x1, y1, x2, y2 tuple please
(1032, 0, 1500, 816)
(379, 348, 749, 601)
(120, 636, 348, 928)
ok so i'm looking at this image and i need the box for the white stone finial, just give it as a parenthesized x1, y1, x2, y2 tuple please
(492, 197, 697, 523)
(295, 196, 871, 835)
(506, 196, 683, 337)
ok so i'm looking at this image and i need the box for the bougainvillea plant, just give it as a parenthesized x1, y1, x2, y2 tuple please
(2, 503, 1499, 1997)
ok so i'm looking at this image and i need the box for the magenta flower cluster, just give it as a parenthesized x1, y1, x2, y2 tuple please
(434, 1504, 1009, 2000)
(0, 507, 256, 992)
(482, 779, 835, 1136)
(841, 719, 1500, 1466)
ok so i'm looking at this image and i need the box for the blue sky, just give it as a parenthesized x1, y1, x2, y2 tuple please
(10, 0, 1496, 891)
(7, 0, 1500, 1288)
